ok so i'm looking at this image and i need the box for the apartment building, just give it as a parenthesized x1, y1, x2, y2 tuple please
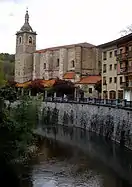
(99, 41, 124, 100)
(116, 33, 132, 101)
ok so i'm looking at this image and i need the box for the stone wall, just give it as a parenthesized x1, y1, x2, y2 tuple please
(40, 101, 132, 149)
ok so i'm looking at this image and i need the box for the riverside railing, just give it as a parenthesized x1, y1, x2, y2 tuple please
(43, 97, 132, 109)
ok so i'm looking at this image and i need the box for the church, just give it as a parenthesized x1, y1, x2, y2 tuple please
(15, 10, 101, 85)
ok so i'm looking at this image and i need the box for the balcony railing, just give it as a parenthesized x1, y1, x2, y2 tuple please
(117, 53, 128, 61)
(120, 82, 128, 88)
(44, 97, 132, 108)
(120, 81, 132, 88)
(119, 66, 132, 74)
(117, 51, 132, 62)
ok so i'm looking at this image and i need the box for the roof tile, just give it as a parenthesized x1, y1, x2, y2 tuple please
(76, 75, 101, 84)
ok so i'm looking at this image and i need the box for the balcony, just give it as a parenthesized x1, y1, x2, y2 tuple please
(119, 66, 132, 75)
(117, 51, 132, 62)
(120, 82, 128, 88)
(116, 53, 128, 61)
(120, 81, 132, 88)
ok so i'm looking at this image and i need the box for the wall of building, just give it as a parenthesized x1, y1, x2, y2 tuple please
(41, 101, 132, 150)
(76, 84, 98, 98)
(101, 46, 124, 99)
(33, 46, 100, 81)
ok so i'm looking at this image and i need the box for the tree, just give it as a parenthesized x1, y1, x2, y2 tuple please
(94, 80, 102, 98)
(53, 79, 75, 97)
(0, 61, 6, 87)
(28, 79, 44, 95)
(120, 24, 132, 36)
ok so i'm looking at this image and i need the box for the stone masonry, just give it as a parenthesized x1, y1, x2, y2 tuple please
(40, 101, 132, 149)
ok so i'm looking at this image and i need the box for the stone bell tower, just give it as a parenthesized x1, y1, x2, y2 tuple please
(15, 9, 37, 83)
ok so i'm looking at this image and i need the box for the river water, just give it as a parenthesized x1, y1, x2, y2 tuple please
(19, 137, 132, 187)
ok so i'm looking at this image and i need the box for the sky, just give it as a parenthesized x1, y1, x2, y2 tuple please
(0, 0, 132, 54)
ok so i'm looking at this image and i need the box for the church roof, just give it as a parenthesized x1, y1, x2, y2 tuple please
(35, 42, 96, 53)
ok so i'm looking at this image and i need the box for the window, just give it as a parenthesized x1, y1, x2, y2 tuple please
(103, 52, 107, 60)
(118, 90, 123, 100)
(71, 60, 75, 67)
(120, 48, 123, 54)
(103, 91, 107, 99)
(109, 77, 112, 83)
(57, 58, 59, 67)
(103, 77, 106, 85)
(114, 64, 117, 70)
(114, 50, 117, 56)
(89, 88, 92, 93)
(120, 77, 123, 84)
(109, 64, 112, 70)
(103, 64, 106, 73)
(129, 46, 132, 51)
(44, 63, 46, 69)
(109, 91, 116, 99)
(19, 36, 22, 44)
(114, 77, 117, 83)
(29, 36, 32, 44)
(109, 51, 112, 58)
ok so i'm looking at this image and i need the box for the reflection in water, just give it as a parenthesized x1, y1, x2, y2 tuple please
(19, 138, 132, 187)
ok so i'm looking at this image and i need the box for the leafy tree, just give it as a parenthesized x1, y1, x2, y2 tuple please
(0, 97, 39, 162)
(94, 80, 102, 98)
(0, 61, 6, 87)
(28, 79, 44, 95)
(0, 86, 17, 103)
(53, 79, 75, 97)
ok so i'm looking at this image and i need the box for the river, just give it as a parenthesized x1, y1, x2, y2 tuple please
(18, 137, 132, 187)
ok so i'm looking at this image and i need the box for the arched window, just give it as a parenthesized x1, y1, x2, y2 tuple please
(29, 36, 32, 44)
(19, 36, 22, 44)
(109, 90, 116, 99)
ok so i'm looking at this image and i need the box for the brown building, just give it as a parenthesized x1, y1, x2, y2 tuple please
(116, 33, 132, 101)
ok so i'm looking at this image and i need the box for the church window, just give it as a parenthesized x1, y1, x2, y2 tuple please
(44, 63, 46, 69)
(57, 58, 59, 67)
(19, 36, 22, 44)
(29, 36, 32, 44)
(71, 60, 75, 67)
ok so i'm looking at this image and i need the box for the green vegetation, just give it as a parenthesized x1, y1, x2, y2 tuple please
(0, 90, 40, 163)
(0, 53, 15, 81)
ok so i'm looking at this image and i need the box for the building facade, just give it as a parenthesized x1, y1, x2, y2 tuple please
(99, 41, 124, 100)
(116, 34, 132, 101)
(15, 10, 101, 84)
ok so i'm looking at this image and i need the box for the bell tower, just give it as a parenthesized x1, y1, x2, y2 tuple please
(15, 9, 37, 83)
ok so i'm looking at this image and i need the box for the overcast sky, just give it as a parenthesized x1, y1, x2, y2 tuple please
(0, 0, 132, 53)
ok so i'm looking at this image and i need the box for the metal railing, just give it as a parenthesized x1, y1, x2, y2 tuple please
(44, 97, 132, 108)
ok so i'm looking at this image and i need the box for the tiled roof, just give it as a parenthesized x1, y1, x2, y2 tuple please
(35, 42, 95, 53)
(41, 79, 56, 87)
(76, 75, 101, 84)
(63, 71, 75, 79)
(15, 79, 56, 88)
(16, 81, 31, 88)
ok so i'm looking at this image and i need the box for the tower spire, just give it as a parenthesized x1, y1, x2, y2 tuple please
(25, 8, 29, 23)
